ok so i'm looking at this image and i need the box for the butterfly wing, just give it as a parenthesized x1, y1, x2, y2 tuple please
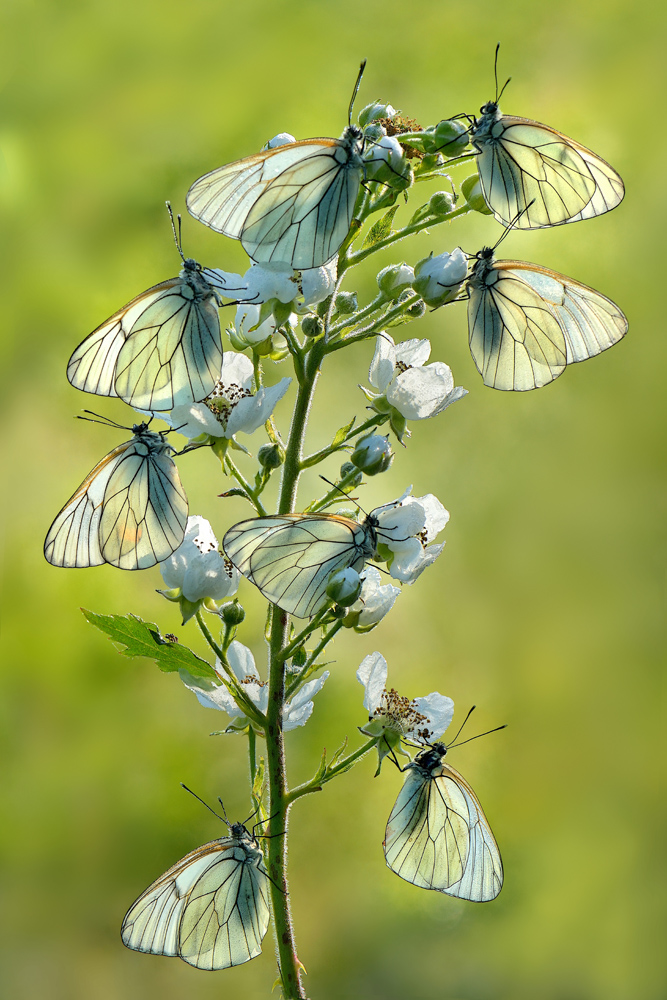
(187, 139, 363, 269)
(98, 433, 188, 570)
(121, 838, 271, 970)
(223, 514, 367, 618)
(67, 278, 223, 411)
(113, 283, 222, 411)
(44, 442, 129, 567)
(475, 115, 624, 229)
(44, 431, 187, 570)
(384, 761, 503, 902)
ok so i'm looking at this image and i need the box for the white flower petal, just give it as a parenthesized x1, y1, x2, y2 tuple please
(179, 668, 239, 716)
(374, 498, 426, 541)
(393, 337, 431, 368)
(225, 377, 291, 437)
(356, 652, 388, 713)
(298, 264, 337, 307)
(415, 494, 450, 539)
(243, 263, 297, 304)
(264, 133, 296, 149)
(165, 402, 222, 440)
(220, 351, 254, 388)
(227, 641, 259, 682)
(386, 364, 455, 420)
(235, 303, 277, 345)
(412, 693, 455, 740)
(368, 334, 396, 392)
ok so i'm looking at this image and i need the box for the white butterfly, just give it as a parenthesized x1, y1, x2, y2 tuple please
(67, 257, 228, 411)
(121, 820, 271, 970)
(186, 64, 367, 270)
(384, 742, 503, 902)
(470, 100, 624, 229)
(223, 512, 378, 619)
(44, 420, 188, 570)
(466, 247, 628, 390)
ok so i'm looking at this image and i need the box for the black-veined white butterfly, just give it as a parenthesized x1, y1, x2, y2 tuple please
(384, 740, 503, 902)
(186, 63, 367, 270)
(44, 418, 187, 570)
(121, 815, 270, 970)
(468, 46, 624, 228)
(466, 245, 628, 391)
(67, 208, 231, 411)
(223, 511, 379, 619)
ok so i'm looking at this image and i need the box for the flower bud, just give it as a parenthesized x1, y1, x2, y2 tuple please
(431, 119, 469, 157)
(258, 442, 285, 469)
(351, 434, 394, 475)
(412, 247, 467, 306)
(405, 296, 426, 320)
(272, 298, 294, 327)
(428, 191, 456, 217)
(361, 123, 386, 144)
(461, 174, 492, 215)
(340, 461, 363, 486)
(316, 295, 332, 318)
(358, 101, 397, 128)
(419, 152, 445, 172)
(301, 314, 324, 338)
(326, 567, 363, 607)
(220, 600, 245, 626)
(377, 263, 415, 300)
(335, 291, 358, 315)
(262, 132, 296, 150)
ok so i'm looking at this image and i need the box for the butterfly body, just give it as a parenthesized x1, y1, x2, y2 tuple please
(223, 512, 378, 618)
(466, 247, 628, 390)
(44, 423, 187, 570)
(470, 102, 624, 229)
(384, 742, 503, 902)
(121, 822, 270, 970)
(186, 126, 365, 270)
(67, 259, 225, 411)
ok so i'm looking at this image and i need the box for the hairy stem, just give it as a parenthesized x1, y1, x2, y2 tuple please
(265, 340, 326, 999)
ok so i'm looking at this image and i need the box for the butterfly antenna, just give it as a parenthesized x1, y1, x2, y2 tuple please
(77, 410, 127, 429)
(494, 43, 501, 101)
(349, 59, 367, 125)
(180, 783, 229, 825)
(319, 474, 370, 517)
(448, 705, 476, 745)
(491, 199, 535, 253)
(166, 200, 186, 264)
(447, 723, 507, 750)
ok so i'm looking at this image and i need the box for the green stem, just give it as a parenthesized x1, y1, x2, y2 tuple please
(285, 620, 343, 700)
(343, 204, 471, 270)
(248, 726, 257, 786)
(265, 340, 325, 999)
(287, 737, 379, 804)
(277, 607, 332, 664)
(225, 454, 268, 516)
(300, 413, 388, 470)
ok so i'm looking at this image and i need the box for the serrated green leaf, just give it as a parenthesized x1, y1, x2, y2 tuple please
(81, 609, 217, 679)
(361, 204, 399, 249)
(331, 416, 356, 449)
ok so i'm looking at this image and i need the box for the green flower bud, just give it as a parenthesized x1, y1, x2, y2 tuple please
(272, 299, 293, 327)
(179, 595, 203, 625)
(405, 297, 426, 319)
(331, 604, 350, 619)
(340, 461, 363, 486)
(351, 434, 394, 475)
(316, 295, 333, 317)
(432, 119, 470, 157)
(428, 190, 456, 216)
(419, 152, 445, 172)
(258, 442, 285, 469)
(362, 122, 386, 143)
(220, 600, 245, 626)
(461, 174, 492, 215)
(335, 291, 358, 315)
(359, 101, 397, 128)
(377, 263, 415, 300)
(326, 567, 363, 607)
(227, 323, 247, 351)
(301, 314, 323, 338)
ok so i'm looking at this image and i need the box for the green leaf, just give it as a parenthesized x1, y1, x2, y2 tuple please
(361, 204, 399, 249)
(331, 416, 356, 449)
(81, 609, 217, 679)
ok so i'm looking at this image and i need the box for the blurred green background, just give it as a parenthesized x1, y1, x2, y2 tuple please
(1, 0, 665, 997)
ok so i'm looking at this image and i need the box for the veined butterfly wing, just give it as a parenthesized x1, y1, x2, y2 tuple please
(472, 106, 624, 229)
(467, 250, 628, 391)
(186, 129, 365, 270)
(121, 823, 270, 970)
(223, 513, 375, 618)
(44, 424, 187, 569)
(67, 260, 224, 411)
(384, 744, 503, 902)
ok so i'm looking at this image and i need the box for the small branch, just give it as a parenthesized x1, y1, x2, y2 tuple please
(285, 620, 343, 700)
(277, 607, 332, 663)
(287, 737, 379, 804)
(225, 454, 268, 516)
(344, 203, 471, 269)
(300, 413, 388, 469)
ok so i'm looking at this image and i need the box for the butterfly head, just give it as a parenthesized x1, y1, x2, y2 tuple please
(479, 100, 499, 118)
(229, 821, 254, 842)
(412, 742, 447, 774)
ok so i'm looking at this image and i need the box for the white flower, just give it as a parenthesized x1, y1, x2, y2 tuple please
(367, 334, 467, 421)
(160, 516, 240, 602)
(373, 488, 449, 583)
(357, 651, 454, 744)
(412, 247, 467, 306)
(154, 352, 290, 441)
(210, 262, 298, 306)
(263, 132, 296, 149)
(345, 565, 400, 628)
(296, 262, 337, 309)
(180, 640, 329, 732)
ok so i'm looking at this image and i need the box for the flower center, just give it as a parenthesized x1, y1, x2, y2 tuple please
(373, 686, 428, 736)
(394, 360, 412, 375)
(204, 380, 253, 429)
